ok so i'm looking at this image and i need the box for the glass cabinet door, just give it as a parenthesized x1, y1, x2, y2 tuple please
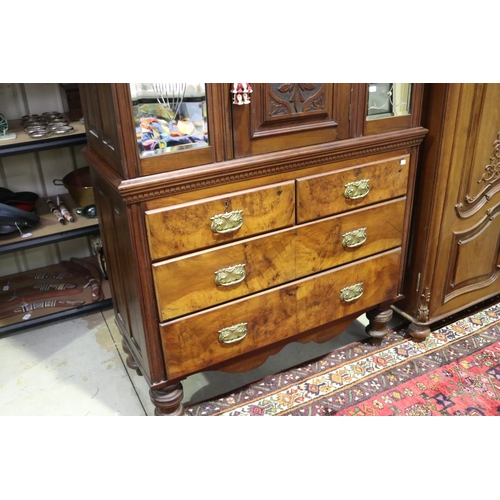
(129, 83, 220, 176)
(130, 83, 209, 158)
(363, 83, 423, 135)
(366, 83, 412, 120)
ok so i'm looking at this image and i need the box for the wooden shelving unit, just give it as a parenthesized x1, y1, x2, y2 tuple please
(0, 120, 87, 157)
(0, 193, 100, 253)
(0, 112, 112, 337)
(0, 256, 112, 336)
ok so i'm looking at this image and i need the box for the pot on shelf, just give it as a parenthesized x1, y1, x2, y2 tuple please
(53, 166, 95, 207)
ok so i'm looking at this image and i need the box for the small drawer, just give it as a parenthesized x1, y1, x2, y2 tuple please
(160, 249, 402, 379)
(145, 181, 295, 260)
(295, 197, 406, 276)
(153, 198, 406, 321)
(296, 248, 402, 332)
(297, 155, 410, 222)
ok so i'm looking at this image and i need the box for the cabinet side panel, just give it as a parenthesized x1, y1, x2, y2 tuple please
(396, 84, 455, 320)
(80, 84, 126, 178)
(92, 175, 152, 380)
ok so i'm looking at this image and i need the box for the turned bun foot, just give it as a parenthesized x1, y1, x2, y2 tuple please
(365, 307, 393, 343)
(150, 383, 184, 416)
(122, 339, 143, 376)
(408, 322, 431, 342)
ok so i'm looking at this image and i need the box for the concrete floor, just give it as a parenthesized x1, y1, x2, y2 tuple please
(0, 306, 403, 416)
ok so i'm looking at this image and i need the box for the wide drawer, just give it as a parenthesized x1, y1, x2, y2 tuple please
(296, 155, 410, 222)
(145, 181, 295, 260)
(153, 198, 406, 321)
(160, 248, 402, 378)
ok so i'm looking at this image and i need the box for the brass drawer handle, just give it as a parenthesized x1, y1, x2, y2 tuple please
(342, 228, 367, 248)
(218, 322, 248, 344)
(214, 264, 247, 286)
(340, 283, 364, 302)
(344, 179, 370, 200)
(210, 210, 244, 234)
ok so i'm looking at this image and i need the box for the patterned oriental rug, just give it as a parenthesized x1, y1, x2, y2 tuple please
(184, 300, 500, 416)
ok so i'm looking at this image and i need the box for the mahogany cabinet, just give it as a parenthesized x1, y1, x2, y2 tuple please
(394, 83, 500, 340)
(79, 83, 426, 415)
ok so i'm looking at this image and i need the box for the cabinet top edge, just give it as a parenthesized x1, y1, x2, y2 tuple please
(86, 127, 428, 204)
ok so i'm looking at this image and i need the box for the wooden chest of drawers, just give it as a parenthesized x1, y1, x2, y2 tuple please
(150, 155, 409, 380)
(80, 83, 427, 415)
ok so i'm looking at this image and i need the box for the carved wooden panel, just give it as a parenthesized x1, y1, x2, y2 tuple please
(232, 83, 351, 158)
(266, 84, 327, 120)
(455, 84, 500, 219)
(442, 84, 500, 306)
(253, 83, 337, 136)
(446, 203, 500, 301)
(395, 83, 500, 325)
(438, 84, 500, 310)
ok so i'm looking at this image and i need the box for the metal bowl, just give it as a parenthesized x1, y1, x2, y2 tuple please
(53, 167, 95, 207)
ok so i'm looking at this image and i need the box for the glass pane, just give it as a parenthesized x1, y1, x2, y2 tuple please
(129, 83, 209, 158)
(366, 83, 412, 121)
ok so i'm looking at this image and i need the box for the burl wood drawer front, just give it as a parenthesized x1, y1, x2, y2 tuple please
(297, 248, 402, 332)
(161, 285, 298, 379)
(153, 229, 297, 321)
(145, 181, 295, 260)
(160, 249, 402, 379)
(296, 155, 410, 222)
(295, 198, 405, 277)
(153, 198, 405, 321)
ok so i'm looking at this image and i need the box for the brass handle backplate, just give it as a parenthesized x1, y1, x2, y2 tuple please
(218, 322, 248, 344)
(214, 264, 247, 286)
(210, 210, 244, 234)
(342, 228, 367, 248)
(340, 283, 364, 302)
(344, 179, 370, 200)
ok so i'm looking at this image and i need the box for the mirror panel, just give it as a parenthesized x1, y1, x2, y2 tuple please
(366, 83, 412, 121)
(129, 83, 209, 158)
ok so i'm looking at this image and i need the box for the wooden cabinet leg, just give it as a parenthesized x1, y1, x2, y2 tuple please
(365, 306, 393, 343)
(122, 339, 142, 377)
(408, 322, 431, 342)
(150, 383, 184, 416)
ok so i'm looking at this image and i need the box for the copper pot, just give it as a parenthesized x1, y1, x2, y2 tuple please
(53, 167, 95, 207)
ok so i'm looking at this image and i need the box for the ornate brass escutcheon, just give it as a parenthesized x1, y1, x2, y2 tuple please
(340, 283, 364, 302)
(342, 228, 367, 248)
(214, 263, 247, 286)
(210, 210, 244, 234)
(344, 179, 370, 200)
(218, 322, 248, 344)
